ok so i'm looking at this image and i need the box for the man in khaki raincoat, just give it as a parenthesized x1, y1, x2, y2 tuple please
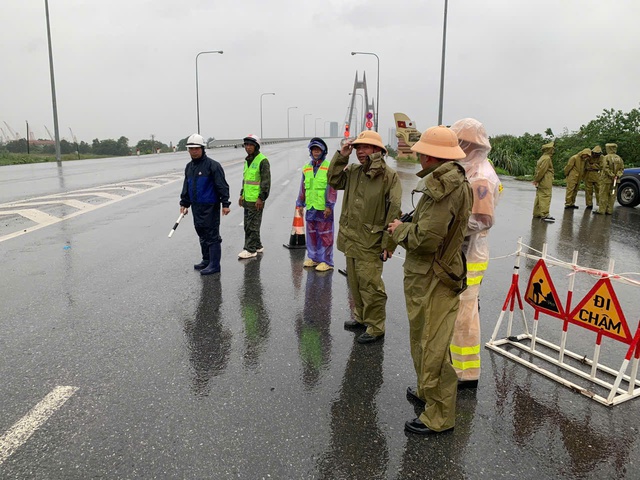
(388, 125, 472, 435)
(584, 146, 602, 209)
(449, 118, 502, 389)
(564, 148, 591, 209)
(532, 142, 555, 222)
(595, 143, 624, 215)
(328, 131, 402, 344)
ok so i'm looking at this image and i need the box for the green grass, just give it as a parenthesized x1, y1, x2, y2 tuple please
(0, 152, 111, 166)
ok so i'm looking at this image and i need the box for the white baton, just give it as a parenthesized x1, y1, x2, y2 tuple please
(168, 213, 185, 238)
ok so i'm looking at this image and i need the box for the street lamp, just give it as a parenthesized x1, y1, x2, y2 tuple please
(303, 114, 312, 137)
(195, 50, 223, 134)
(287, 106, 298, 138)
(438, 0, 449, 125)
(44, 0, 61, 163)
(315, 118, 322, 136)
(260, 92, 276, 139)
(351, 51, 380, 132)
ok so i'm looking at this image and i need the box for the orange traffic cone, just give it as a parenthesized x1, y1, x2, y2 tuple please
(283, 207, 306, 249)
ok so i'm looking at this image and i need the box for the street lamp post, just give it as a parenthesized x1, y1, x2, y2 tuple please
(195, 50, 223, 134)
(287, 106, 298, 138)
(315, 118, 322, 137)
(303, 114, 312, 137)
(260, 92, 276, 139)
(44, 0, 61, 163)
(438, 0, 449, 125)
(351, 51, 380, 132)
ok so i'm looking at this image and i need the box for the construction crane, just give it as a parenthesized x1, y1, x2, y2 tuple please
(3, 121, 21, 140)
(44, 125, 55, 141)
(69, 127, 80, 158)
(0, 127, 10, 143)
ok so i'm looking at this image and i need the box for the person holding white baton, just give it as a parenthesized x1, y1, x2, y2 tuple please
(179, 134, 231, 275)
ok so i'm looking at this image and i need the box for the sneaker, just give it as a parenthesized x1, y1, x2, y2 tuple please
(256, 247, 264, 253)
(303, 259, 319, 268)
(315, 262, 334, 272)
(541, 216, 555, 222)
(238, 250, 257, 259)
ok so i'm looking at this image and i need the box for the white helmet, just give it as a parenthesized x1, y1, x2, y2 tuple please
(243, 134, 261, 148)
(186, 133, 206, 148)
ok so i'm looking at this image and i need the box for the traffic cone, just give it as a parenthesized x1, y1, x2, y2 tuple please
(283, 207, 306, 249)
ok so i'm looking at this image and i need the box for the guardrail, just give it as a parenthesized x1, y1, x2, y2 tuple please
(207, 137, 340, 149)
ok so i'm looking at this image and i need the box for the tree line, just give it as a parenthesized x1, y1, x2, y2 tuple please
(1, 136, 174, 156)
(490, 106, 640, 178)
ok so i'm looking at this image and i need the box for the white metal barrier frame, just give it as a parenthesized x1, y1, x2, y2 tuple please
(486, 237, 640, 406)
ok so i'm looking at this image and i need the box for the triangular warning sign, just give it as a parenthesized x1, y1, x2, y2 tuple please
(568, 278, 632, 344)
(525, 259, 565, 320)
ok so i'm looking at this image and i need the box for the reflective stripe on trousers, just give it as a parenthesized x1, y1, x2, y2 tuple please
(450, 283, 481, 381)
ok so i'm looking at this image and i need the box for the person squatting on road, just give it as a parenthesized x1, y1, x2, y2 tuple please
(532, 141, 555, 222)
(296, 137, 337, 272)
(179, 134, 231, 276)
(584, 145, 602, 209)
(449, 118, 502, 389)
(328, 131, 402, 344)
(594, 143, 624, 215)
(388, 125, 472, 435)
(238, 134, 271, 258)
(564, 148, 591, 209)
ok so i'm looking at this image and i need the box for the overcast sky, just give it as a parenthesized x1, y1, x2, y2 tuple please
(2, 0, 640, 147)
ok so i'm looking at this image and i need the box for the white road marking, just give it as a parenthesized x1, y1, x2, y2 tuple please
(282, 179, 290, 186)
(0, 174, 183, 244)
(239, 221, 244, 226)
(0, 386, 78, 465)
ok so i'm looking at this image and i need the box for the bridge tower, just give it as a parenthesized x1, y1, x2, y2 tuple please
(345, 71, 376, 136)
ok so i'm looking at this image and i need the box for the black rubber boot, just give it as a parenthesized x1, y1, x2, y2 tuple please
(194, 260, 208, 270)
(200, 243, 221, 275)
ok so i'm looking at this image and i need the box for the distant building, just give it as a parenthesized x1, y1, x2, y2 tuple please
(387, 128, 398, 150)
(330, 122, 338, 137)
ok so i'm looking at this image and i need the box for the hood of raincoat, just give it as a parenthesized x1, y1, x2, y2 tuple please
(605, 143, 617, 154)
(541, 142, 555, 155)
(592, 145, 603, 155)
(450, 118, 491, 178)
(414, 161, 467, 202)
(579, 148, 592, 158)
(363, 151, 387, 179)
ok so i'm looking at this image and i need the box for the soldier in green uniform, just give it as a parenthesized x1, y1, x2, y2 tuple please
(595, 143, 624, 215)
(584, 146, 602, 209)
(328, 131, 402, 344)
(564, 148, 591, 209)
(388, 125, 472, 434)
(532, 142, 555, 222)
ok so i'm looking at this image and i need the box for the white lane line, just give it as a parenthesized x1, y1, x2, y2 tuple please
(0, 386, 78, 465)
(282, 179, 290, 186)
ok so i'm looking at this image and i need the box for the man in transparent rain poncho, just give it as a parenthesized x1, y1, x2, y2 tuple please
(449, 118, 503, 389)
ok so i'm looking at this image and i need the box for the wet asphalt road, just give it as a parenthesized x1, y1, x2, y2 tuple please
(1, 142, 640, 479)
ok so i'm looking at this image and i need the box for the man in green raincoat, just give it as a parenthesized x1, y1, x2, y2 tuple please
(595, 143, 624, 215)
(328, 131, 402, 344)
(564, 148, 591, 209)
(532, 142, 555, 222)
(584, 146, 602, 209)
(388, 125, 472, 435)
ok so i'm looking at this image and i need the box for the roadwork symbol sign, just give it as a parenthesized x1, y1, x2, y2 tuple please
(568, 278, 633, 343)
(525, 259, 564, 319)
